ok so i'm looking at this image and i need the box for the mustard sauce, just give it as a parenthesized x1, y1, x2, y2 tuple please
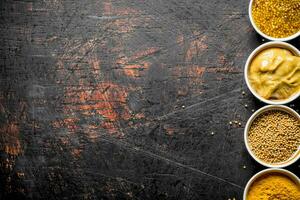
(248, 48, 300, 100)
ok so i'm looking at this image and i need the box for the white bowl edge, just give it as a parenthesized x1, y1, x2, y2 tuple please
(244, 105, 300, 168)
(244, 41, 300, 105)
(249, 0, 300, 42)
(243, 168, 300, 200)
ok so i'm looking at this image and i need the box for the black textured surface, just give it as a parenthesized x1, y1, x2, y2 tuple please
(0, 0, 299, 199)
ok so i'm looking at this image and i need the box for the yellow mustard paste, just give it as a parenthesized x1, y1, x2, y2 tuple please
(248, 48, 300, 100)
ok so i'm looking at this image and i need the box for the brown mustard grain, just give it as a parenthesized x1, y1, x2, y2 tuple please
(248, 110, 300, 164)
(252, 0, 300, 38)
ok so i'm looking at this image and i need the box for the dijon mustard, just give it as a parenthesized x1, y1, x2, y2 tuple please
(248, 48, 300, 100)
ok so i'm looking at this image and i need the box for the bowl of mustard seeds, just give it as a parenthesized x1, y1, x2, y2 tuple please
(244, 41, 300, 105)
(249, 0, 300, 41)
(244, 105, 300, 168)
(243, 168, 300, 200)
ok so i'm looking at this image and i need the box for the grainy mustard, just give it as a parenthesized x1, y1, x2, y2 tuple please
(252, 0, 300, 38)
(248, 110, 300, 164)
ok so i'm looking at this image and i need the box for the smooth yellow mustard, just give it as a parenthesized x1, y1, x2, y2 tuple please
(248, 48, 300, 100)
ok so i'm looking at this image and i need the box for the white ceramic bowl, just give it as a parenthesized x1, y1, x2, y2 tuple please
(244, 41, 300, 105)
(244, 105, 300, 168)
(243, 168, 300, 200)
(249, 0, 300, 41)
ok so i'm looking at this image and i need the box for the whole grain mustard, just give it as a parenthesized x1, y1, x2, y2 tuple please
(252, 0, 300, 38)
(248, 47, 300, 100)
(248, 110, 300, 164)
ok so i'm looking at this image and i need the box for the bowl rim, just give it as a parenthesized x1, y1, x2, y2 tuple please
(244, 41, 300, 105)
(243, 168, 300, 200)
(244, 105, 300, 168)
(249, 0, 300, 41)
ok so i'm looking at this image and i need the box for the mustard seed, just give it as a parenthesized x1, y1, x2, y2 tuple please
(248, 110, 300, 164)
(252, 0, 300, 38)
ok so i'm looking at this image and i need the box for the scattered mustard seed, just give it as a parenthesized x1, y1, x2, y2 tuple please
(252, 0, 300, 38)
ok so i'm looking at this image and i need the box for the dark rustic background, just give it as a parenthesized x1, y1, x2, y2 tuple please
(0, 0, 299, 199)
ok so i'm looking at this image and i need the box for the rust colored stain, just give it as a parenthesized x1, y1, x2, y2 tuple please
(115, 7, 140, 16)
(134, 113, 145, 119)
(102, 1, 143, 34)
(46, 36, 58, 43)
(171, 65, 206, 94)
(165, 127, 175, 135)
(176, 34, 184, 45)
(71, 148, 82, 157)
(51, 118, 79, 132)
(103, 1, 139, 16)
(122, 62, 150, 77)
(123, 65, 142, 77)
(185, 35, 208, 62)
(55, 38, 105, 83)
(116, 55, 127, 65)
(89, 57, 101, 75)
(236, 52, 244, 58)
(63, 82, 131, 135)
(163, 124, 176, 135)
(172, 65, 206, 78)
(206, 67, 241, 73)
(84, 129, 99, 141)
(113, 19, 135, 33)
(177, 86, 189, 97)
(53, 1, 150, 136)
(115, 48, 158, 78)
(116, 47, 160, 65)
(190, 66, 206, 76)
(218, 55, 226, 65)
(103, 1, 112, 15)
(16, 172, 25, 178)
(0, 122, 22, 156)
(129, 47, 160, 61)
(59, 38, 98, 61)
(63, 118, 80, 131)
(59, 137, 71, 146)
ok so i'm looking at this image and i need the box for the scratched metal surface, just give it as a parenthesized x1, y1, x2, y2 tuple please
(0, 0, 299, 199)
